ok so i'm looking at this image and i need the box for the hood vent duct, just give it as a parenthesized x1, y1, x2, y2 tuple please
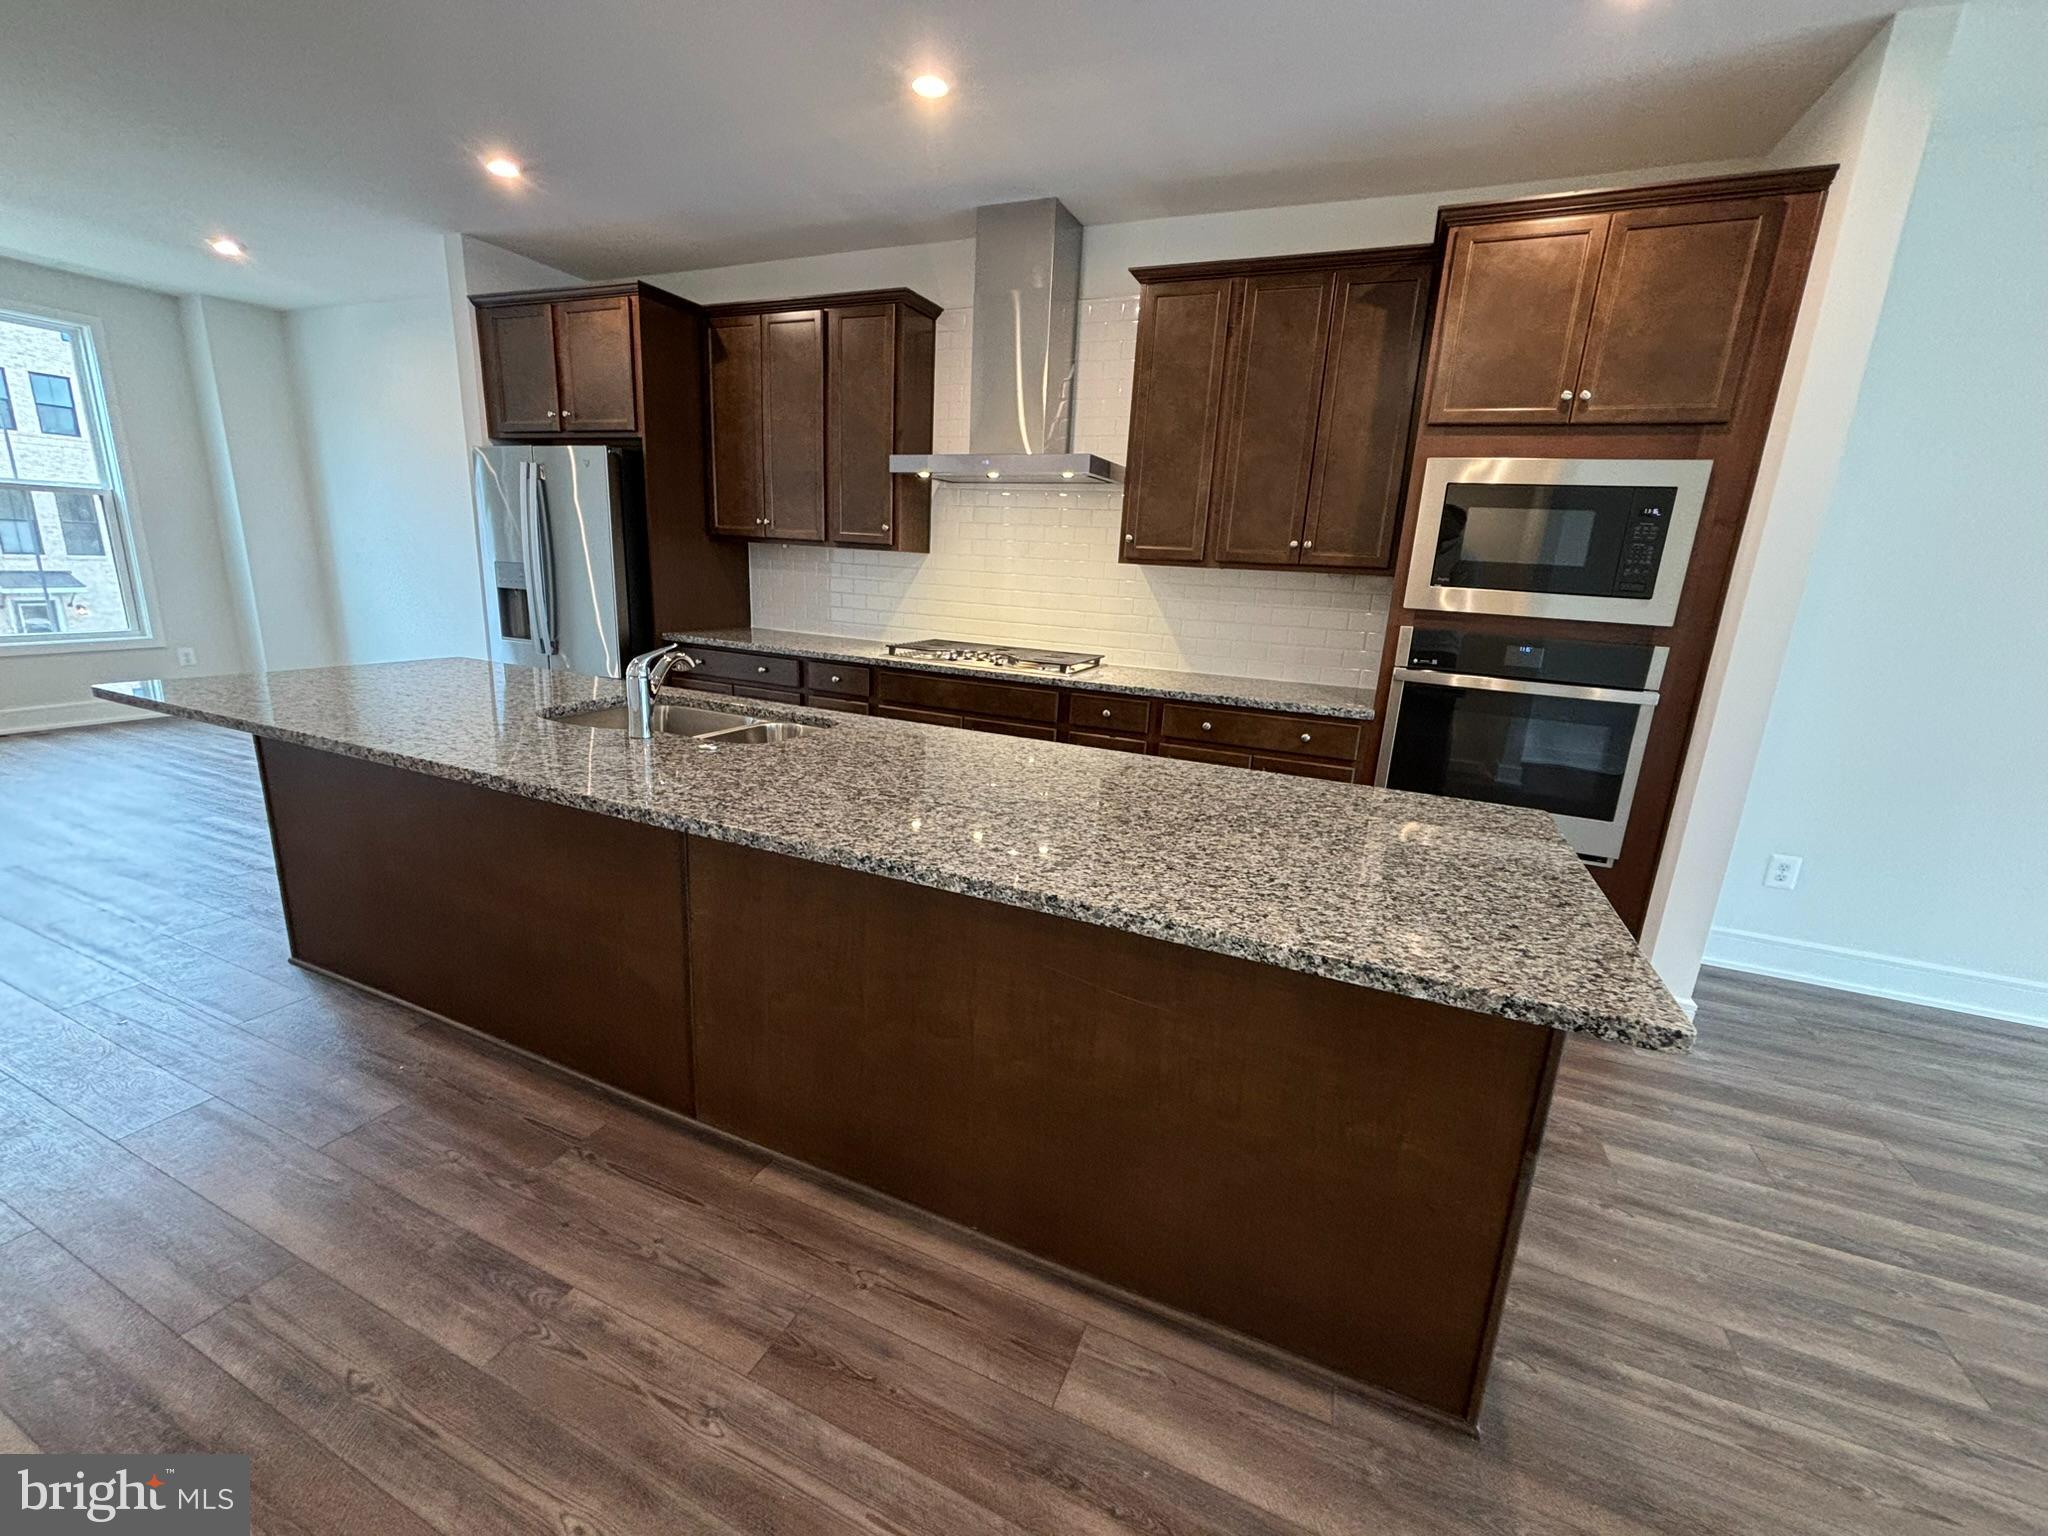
(890, 198, 1123, 486)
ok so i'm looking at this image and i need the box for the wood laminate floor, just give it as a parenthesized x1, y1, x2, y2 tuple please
(1, 719, 2043, 1534)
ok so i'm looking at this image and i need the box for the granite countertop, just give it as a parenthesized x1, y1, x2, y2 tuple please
(666, 626, 1379, 720)
(94, 660, 1692, 1051)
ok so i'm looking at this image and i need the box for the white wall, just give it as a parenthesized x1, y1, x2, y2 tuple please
(1642, 9, 1962, 1009)
(1703, 1, 2048, 1026)
(0, 255, 251, 731)
(181, 294, 339, 671)
(286, 298, 479, 663)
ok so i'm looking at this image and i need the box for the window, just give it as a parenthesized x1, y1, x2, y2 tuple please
(29, 372, 79, 436)
(0, 488, 39, 554)
(56, 492, 106, 556)
(0, 309, 145, 646)
(14, 599, 59, 634)
(0, 372, 13, 432)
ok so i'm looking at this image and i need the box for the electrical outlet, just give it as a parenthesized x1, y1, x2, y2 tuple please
(175, 647, 197, 667)
(1764, 853, 1802, 891)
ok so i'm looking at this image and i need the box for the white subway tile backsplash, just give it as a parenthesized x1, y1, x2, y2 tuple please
(747, 297, 1390, 690)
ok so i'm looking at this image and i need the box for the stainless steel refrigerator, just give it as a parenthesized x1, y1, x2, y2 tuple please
(472, 444, 651, 678)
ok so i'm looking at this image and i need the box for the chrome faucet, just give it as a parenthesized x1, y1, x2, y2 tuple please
(624, 643, 699, 738)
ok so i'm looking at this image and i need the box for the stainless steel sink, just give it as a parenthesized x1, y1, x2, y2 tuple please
(695, 721, 821, 745)
(554, 703, 828, 745)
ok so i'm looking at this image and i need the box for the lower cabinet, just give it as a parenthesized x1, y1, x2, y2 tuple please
(674, 645, 1367, 781)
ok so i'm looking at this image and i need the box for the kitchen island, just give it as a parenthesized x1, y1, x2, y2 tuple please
(96, 658, 1690, 1428)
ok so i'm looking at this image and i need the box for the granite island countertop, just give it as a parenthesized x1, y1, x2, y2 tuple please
(94, 659, 1692, 1051)
(665, 626, 1379, 720)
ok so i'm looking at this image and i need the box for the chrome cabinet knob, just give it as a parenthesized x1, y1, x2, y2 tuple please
(1288, 540, 1300, 549)
(1558, 392, 1572, 403)
(1579, 389, 1593, 400)
(1300, 732, 1312, 743)
(1124, 533, 1134, 543)
(830, 674, 842, 683)
(1201, 721, 1212, 732)
(1303, 540, 1314, 550)
(562, 409, 574, 419)
(1101, 708, 1112, 718)
(881, 523, 890, 532)
(755, 665, 768, 674)
(547, 409, 559, 418)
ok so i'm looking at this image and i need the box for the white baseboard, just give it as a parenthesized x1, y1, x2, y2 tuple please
(0, 699, 168, 737)
(1704, 925, 2048, 1029)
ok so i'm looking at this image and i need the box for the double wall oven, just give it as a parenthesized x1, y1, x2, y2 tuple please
(1378, 456, 1707, 864)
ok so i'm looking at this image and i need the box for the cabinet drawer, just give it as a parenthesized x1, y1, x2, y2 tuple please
(687, 648, 803, 689)
(876, 669, 1059, 724)
(802, 660, 871, 697)
(730, 682, 801, 706)
(1158, 741, 1253, 769)
(1066, 692, 1151, 734)
(672, 677, 733, 696)
(963, 717, 1058, 742)
(1068, 729, 1148, 755)
(803, 694, 869, 714)
(875, 704, 961, 729)
(1253, 754, 1354, 782)
(1159, 704, 1360, 762)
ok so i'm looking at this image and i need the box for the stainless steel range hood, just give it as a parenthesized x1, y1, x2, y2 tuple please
(890, 198, 1124, 486)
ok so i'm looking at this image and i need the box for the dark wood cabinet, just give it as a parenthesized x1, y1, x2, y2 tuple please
(1426, 195, 1784, 428)
(1210, 272, 1332, 564)
(827, 302, 934, 549)
(476, 302, 562, 434)
(471, 282, 750, 638)
(1572, 197, 1784, 425)
(704, 289, 939, 550)
(1120, 278, 1234, 563)
(477, 293, 639, 437)
(1303, 266, 1430, 568)
(552, 294, 638, 431)
(1121, 247, 1432, 573)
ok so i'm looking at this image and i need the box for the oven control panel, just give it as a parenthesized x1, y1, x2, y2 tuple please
(1405, 628, 1663, 690)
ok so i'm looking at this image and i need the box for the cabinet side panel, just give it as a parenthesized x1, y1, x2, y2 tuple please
(260, 740, 694, 1113)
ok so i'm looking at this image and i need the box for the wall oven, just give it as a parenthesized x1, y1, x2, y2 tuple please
(1406, 456, 1712, 628)
(1375, 626, 1668, 865)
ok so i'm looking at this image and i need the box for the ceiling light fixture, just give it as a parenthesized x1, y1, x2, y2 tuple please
(910, 74, 950, 99)
(206, 236, 246, 259)
(482, 155, 524, 180)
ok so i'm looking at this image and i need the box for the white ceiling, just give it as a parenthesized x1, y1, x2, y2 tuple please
(0, 1, 1946, 310)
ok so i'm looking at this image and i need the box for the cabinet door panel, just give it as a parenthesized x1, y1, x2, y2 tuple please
(553, 295, 637, 432)
(1210, 273, 1331, 565)
(762, 309, 827, 540)
(707, 315, 766, 536)
(1303, 270, 1428, 570)
(827, 304, 896, 545)
(477, 303, 560, 436)
(1121, 279, 1234, 563)
(1572, 198, 1783, 425)
(1426, 215, 1607, 425)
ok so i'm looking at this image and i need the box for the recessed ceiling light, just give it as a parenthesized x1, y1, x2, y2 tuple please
(482, 155, 524, 180)
(206, 236, 246, 259)
(910, 74, 950, 100)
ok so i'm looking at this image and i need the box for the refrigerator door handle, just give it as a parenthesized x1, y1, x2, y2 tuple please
(530, 462, 558, 657)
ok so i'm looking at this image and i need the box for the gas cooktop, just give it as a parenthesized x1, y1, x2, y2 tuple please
(884, 638, 1104, 675)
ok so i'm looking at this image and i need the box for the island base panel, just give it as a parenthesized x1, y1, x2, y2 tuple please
(686, 836, 1560, 1423)
(257, 740, 695, 1114)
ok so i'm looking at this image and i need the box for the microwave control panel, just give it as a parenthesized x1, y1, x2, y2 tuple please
(1615, 503, 1672, 597)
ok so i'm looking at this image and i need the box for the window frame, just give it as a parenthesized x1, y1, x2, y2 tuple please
(0, 487, 41, 555)
(0, 370, 14, 432)
(0, 305, 155, 654)
(55, 491, 107, 557)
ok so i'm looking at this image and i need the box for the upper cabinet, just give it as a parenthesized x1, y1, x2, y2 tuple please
(1121, 247, 1431, 572)
(475, 289, 640, 437)
(1426, 193, 1786, 428)
(705, 289, 938, 551)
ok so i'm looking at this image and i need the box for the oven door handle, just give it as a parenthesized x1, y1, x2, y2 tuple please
(1389, 667, 1662, 707)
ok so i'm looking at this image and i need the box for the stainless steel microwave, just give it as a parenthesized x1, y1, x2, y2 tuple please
(1406, 456, 1712, 628)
